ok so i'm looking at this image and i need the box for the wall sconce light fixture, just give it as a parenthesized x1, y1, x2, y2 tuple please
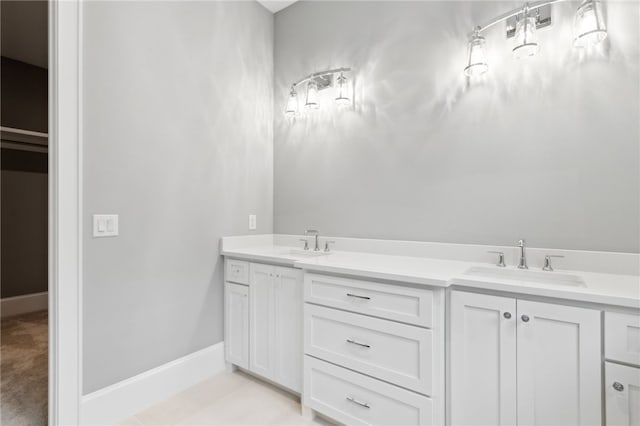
(573, 0, 607, 47)
(465, 0, 608, 76)
(512, 5, 539, 59)
(305, 80, 320, 110)
(284, 67, 352, 117)
(334, 72, 351, 106)
(464, 28, 489, 77)
(285, 86, 298, 117)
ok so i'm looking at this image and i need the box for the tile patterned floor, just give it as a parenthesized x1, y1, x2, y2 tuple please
(118, 370, 332, 426)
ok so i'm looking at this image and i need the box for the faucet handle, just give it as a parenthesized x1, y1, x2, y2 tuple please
(542, 255, 564, 271)
(487, 251, 506, 267)
(299, 238, 309, 251)
(324, 241, 335, 252)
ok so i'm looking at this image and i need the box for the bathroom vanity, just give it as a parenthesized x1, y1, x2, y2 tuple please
(224, 259, 303, 392)
(221, 235, 640, 426)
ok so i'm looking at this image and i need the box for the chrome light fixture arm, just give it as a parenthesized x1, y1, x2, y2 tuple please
(291, 67, 352, 89)
(464, 0, 607, 76)
(285, 67, 354, 116)
(470, 0, 564, 37)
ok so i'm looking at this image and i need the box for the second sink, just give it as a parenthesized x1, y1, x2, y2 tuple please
(463, 266, 586, 287)
(281, 249, 331, 258)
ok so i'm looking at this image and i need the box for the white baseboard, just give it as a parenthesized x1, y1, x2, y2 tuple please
(1, 292, 48, 318)
(81, 342, 226, 425)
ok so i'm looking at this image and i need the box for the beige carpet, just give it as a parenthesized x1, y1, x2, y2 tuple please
(1, 310, 48, 426)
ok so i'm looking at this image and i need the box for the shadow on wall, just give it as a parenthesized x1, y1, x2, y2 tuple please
(277, 1, 639, 138)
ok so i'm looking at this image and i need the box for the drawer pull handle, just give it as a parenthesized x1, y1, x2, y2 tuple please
(346, 396, 370, 409)
(346, 293, 370, 300)
(613, 382, 624, 392)
(346, 339, 371, 348)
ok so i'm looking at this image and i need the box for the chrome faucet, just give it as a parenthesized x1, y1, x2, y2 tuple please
(305, 229, 320, 251)
(542, 254, 564, 271)
(517, 239, 528, 269)
(487, 251, 506, 267)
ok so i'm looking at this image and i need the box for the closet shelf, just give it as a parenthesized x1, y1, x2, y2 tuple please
(1, 126, 48, 153)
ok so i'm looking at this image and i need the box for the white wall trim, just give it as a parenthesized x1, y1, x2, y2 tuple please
(1, 292, 48, 318)
(80, 342, 226, 425)
(49, 0, 83, 423)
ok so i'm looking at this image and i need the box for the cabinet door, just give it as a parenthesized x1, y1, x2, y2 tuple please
(605, 312, 640, 366)
(517, 300, 601, 426)
(274, 266, 303, 392)
(606, 362, 640, 426)
(249, 263, 276, 380)
(450, 291, 517, 426)
(224, 282, 249, 369)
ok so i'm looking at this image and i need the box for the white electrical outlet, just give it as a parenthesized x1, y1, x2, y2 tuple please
(249, 214, 257, 230)
(93, 214, 119, 237)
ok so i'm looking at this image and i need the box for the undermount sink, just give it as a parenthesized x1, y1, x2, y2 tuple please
(464, 266, 586, 287)
(281, 249, 330, 258)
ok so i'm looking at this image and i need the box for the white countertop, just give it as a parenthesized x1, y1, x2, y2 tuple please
(221, 245, 640, 309)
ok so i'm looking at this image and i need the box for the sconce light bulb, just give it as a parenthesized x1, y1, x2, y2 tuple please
(305, 80, 320, 110)
(335, 72, 351, 106)
(284, 86, 298, 117)
(573, 0, 607, 47)
(512, 9, 539, 59)
(464, 29, 488, 77)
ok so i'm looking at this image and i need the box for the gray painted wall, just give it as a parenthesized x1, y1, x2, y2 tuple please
(274, 1, 640, 253)
(82, 1, 273, 393)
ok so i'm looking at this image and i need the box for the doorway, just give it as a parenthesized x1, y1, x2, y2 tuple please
(1, 1, 49, 424)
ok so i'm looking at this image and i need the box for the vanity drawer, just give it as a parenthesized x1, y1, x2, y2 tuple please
(304, 356, 433, 426)
(304, 273, 434, 327)
(305, 304, 432, 395)
(605, 312, 640, 366)
(225, 259, 249, 285)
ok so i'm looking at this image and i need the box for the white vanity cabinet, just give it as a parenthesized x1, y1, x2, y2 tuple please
(224, 259, 303, 393)
(450, 291, 602, 426)
(224, 259, 250, 369)
(303, 273, 445, 426)
(449, 292, 517, 426)
(516, 300, 601, 426)
(249, 262, 303, 392)
(606, 362, 640, 426)
(224, 282, 249, 369)
(605, 312, 640, 366)
(604, 311, 640, 426)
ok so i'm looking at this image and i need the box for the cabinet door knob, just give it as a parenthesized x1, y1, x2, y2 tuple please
(613, 382, 624, 392)
(521, 315, 530, 322)
(503, 312, 512, 319)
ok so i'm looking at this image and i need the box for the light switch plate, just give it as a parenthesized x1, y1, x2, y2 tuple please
(93, 214, 119, 237)
(248, 214, 257, 231)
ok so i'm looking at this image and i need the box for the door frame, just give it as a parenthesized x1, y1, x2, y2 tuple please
(48, 0, 83, 423)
